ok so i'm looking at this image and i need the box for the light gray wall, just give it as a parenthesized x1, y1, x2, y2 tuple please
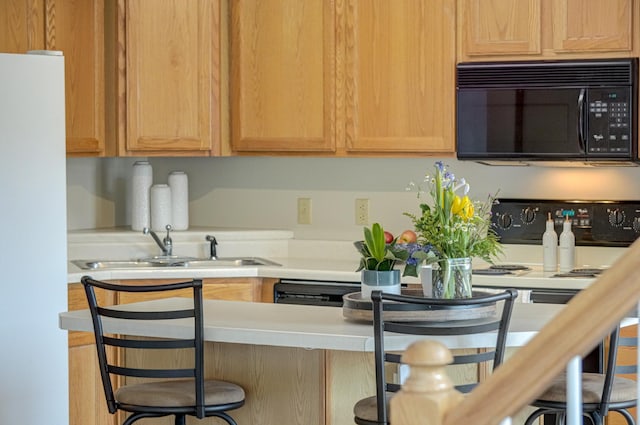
(66, 157, 640, 240)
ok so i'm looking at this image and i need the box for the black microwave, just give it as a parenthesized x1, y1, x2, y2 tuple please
(456, 58, 638, 164)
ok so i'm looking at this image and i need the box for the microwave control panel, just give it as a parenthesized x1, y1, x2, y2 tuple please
(587, 88, 632, 155)
(491, 198, 640, 246)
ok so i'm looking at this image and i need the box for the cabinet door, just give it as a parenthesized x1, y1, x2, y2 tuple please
(231, 0, 336, 153)
(119, 0, 219, 156)
(68, 283, 117, 425)
(344, 0, 455, 153)
(0, 0, 44, 52)
(117, 278, 258, 304)
(551, 0, 633, 53)
(459, 0, 541, 57)
(50, 0, 106, 156)
(0, 1, 106, 156)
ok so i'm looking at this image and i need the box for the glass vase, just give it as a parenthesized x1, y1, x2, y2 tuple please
(432, 257, 473, 299)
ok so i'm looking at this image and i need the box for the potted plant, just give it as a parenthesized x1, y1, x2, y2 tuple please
(405, 161, 502, 298)
(354, 223, 434, 299)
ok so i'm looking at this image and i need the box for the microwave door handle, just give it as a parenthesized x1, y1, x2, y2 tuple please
(577, 89, 586, 153)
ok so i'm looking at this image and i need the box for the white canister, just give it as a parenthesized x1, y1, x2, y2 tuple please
(131, 161, 153, 231)
(420, 264, 433, 297)
(150, 184, 172, 232)
(168, 171, 189, 230)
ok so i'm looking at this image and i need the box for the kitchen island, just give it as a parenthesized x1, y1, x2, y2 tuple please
(65, 228, 630, 425)
(60, 297, 568, 425)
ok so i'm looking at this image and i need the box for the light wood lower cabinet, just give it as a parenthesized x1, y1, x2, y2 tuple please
(67, 277, 273, 425)
(68, 282, 118, 425)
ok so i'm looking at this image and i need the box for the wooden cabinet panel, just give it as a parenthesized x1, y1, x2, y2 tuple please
(551, 0, 632, 53)
(0, 0, 44, 53)
(459, 0, 541, 56)
(50, 0, 106, 156)
(117, 278, 257, 304)
(68, 283, 117, 425)
(124, 342, 324, 425)
(69, 344, 117, 425)
(459, 0, 636, 60)
(0, 0, 106, 156)
(231, 0, 336, 153)
(344, 0, 455, 153)
(118, 0, 220, 156)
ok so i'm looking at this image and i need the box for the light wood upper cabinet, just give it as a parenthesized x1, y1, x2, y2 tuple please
(343, 0, 455, 153)
(230, 0, 336, 153)
(53, 1, 106, 156)
(0, 0, 107, 156)
(115, 0, 221, 156)
(231, 0, 455, 155)
(459, 0, 636, 60)
(459, 0, 541, 56)
(551, 0, 632, 53)
(0, 0, 44, 53)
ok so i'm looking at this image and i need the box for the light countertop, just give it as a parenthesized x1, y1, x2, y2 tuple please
(59, 297, 568, 352)
(67, 228, 617, 291)
(67, 257, 598, 291)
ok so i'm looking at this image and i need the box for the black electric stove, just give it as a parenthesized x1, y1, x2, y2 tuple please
(490, 198, 640, 247)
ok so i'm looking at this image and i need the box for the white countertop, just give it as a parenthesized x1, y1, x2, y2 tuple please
(67, 257, 598, 291)
(59, 297, 568, 352)
(67, 228, 623, 290)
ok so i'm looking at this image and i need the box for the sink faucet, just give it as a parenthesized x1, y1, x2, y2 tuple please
(143, 225, 173, 256)
(206, 235, 217, 260)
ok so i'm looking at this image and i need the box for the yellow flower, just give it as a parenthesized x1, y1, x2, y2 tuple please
(464, 201, 474, 220)
(452, 195, 474, 220)
(451, 196, 463, 215)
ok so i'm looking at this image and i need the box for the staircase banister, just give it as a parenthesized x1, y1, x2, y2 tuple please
(442, 238, 640, 425)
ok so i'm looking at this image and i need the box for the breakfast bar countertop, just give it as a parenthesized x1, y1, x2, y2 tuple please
(60, 297, 570, 352)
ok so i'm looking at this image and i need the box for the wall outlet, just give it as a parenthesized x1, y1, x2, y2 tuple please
(297, 198, 312, 225)
(355, 198, 369, 225)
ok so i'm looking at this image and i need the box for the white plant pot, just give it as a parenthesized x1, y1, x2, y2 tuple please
(360, 270, 401, 300)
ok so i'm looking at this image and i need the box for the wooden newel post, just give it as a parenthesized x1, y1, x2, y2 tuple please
(390, 340, 464, 425)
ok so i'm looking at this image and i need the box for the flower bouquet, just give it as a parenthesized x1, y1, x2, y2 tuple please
(405, 161, 501, 298)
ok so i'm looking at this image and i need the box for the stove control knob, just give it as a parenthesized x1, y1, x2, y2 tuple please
(633, 217, 640, 233)
(521, 207, 537, 224)
(608, 209, 625, 227)
(497, 213, 513, 229)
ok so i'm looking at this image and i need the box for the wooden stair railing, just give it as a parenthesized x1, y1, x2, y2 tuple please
(391, 237, 640, 425)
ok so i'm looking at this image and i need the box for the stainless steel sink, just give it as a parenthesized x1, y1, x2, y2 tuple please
(71, 256, 281, 270)
(182, 257, 281, 267)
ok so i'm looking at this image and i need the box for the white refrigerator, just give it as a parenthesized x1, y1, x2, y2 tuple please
(0, 52, 68, 424)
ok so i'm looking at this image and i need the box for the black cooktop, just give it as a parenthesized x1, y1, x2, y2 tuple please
(490, 199, 640, 247)
(472, 264, 532, 276)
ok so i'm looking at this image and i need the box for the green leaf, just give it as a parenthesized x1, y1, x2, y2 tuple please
(402, 264, 418, 278)
(364, 223, 386, 262)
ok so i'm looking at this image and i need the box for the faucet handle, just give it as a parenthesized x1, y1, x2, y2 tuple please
(164, 224, 173, 245)
(206, 235, 217, 260)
